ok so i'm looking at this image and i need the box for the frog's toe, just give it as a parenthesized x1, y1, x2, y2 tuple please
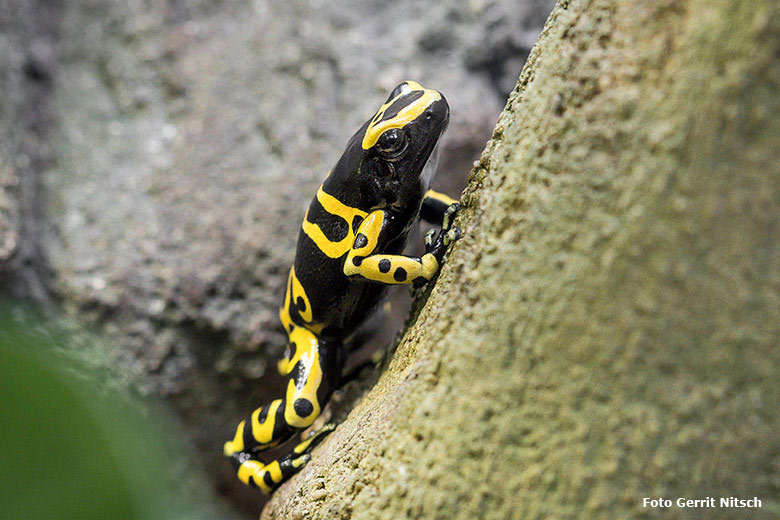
(443, 226, 461, 245)
(424, 229, 436, 248)
(250, 425, 335, 494)
(290, 453, 311, 470)
(308, 422, 336, 439)
(295, 422, 335, 454)
(442, 202, 461, 231)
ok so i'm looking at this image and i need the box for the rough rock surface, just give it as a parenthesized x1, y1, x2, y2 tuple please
(0, 0, 58, 300)
(262, 0, 780, 518)
(0, 0, 554, 515)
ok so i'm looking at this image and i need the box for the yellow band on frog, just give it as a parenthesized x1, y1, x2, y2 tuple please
(362, 81, 441, 149)
(302, 186, 368, 258)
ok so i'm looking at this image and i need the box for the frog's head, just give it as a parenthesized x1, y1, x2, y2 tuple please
(330, 81, 449, 214)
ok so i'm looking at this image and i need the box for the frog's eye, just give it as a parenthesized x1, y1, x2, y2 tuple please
(376, 128, 407, 159)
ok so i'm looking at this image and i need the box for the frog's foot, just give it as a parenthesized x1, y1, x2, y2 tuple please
(228, 424, 335, 494)
(228, 452, 307, 494)
(412, 204, 462, 292)
(296, 422, 336, 454)
(416, 203, 461, 291)
(425, 202, 461, 251)
(441, 202, 460, 235)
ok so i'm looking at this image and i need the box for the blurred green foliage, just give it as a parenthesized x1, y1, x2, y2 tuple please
(0, 299, 229, 520)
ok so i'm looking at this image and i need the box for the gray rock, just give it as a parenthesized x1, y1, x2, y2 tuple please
(0, 0, 58, 300)
(1, 0, 555, 515)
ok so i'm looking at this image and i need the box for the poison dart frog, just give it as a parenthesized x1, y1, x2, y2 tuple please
(223, 80, 461, 493)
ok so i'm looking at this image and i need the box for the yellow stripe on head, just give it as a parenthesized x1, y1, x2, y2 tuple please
(362, 81, 441, 150)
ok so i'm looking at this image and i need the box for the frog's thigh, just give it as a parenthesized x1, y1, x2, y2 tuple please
(283, 328, 336, 429)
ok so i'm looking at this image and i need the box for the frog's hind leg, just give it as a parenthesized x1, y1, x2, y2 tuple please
(227, 423, 335, 493)
(224, 328, 341, 492)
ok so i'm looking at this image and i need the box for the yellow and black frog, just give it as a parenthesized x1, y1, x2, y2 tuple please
(224, 81, 461, 493)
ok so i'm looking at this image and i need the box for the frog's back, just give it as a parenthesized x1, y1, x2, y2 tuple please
(289, 185, 410, 337)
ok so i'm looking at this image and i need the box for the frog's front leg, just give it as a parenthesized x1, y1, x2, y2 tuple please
(223, 328, 340, 493)
(344, 208, 460, 286)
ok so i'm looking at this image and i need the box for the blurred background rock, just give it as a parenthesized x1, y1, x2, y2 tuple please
(0, 0, 555, 516)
